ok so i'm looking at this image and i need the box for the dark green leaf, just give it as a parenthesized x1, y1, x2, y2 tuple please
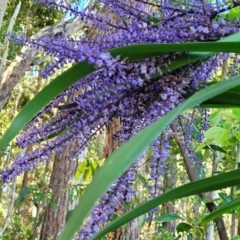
(200, 91, 240, 108)
(200, 196, 240, 226)
(203, 145, 227, 154)
(91, 169, 240, 239)
(176, 223, 193, 233)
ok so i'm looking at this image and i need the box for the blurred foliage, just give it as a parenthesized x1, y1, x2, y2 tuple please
(4, 0, 63, 35)
(0, 0, 63, 60)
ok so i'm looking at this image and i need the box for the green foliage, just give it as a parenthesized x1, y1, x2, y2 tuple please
(200, 196, 240, 226)
(4, 0, 62, 35)
(155, 213, 183, 222)
(91, 169, 240, 239)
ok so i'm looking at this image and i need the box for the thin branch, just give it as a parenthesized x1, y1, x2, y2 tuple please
(0, 0, 8, 31)
(171, 120, 229, 240)
(0, 1, 21, 82)
(0, 178, 17, 236)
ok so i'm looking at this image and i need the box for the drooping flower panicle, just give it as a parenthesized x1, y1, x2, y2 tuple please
(1, 0, 240, 238)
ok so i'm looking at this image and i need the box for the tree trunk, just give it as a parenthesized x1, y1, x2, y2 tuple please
(103, 118, 140, 240)
(39, 142, 79, 240)
(162, 155, 177, 235)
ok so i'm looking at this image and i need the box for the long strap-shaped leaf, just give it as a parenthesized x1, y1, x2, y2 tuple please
(59, 74, 240, 240)
(1, 31, 240, 151)
(200, 196, 240, 226)
(91, 170, 240, 240)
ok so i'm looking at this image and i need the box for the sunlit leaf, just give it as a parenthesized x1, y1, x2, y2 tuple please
(204, 127, 230, 145)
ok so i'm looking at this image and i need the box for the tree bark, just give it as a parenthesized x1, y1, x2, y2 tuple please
(103, 119, 140, 240)
(40, 142, 79, 240)
(162, 155, 177, 235)
(171, 121, 229, 240)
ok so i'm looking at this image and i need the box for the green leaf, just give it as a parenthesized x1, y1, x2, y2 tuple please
(50, 198, 57, 212)
(92, 169, 240, 240)
(15, 187, 30, 205)
(220, 6, 240, 21)
(83, 167, 92, 181)
(232, 108, 240, 120)
(200, 91, 240, 108)
(232, 236, 240, 240)
(65, 209, 75, 223)
(235, 131, 240, 142)
(200, 196, 240, 226)
(204, 127, 230, 145)
(75, 160, 87, 180)
(218, 192, 232, 203)
(203, 144, 227, 154)
(33, 192, 45, 203)
(1, 31, 240, 151)
(156, 213, 183, 222)
(60, 74, 240, 240)
(176, 223, 193, 233)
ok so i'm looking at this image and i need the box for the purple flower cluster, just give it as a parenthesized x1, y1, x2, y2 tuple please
(76, 167, 137, 240)
(1, 0, 240, 238)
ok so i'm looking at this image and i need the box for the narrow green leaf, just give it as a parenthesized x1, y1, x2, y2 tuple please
(110, 41, 240, 60)
(203, 145, 227, 154)
(200, 196, 240, 226)
(200, 91, 240, 108)
(60, 75, 240, 240)
(92, 169, 240, 240)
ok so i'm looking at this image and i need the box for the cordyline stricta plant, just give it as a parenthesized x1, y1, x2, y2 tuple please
(2, 0, 240, 239)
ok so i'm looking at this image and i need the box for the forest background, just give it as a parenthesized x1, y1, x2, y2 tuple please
(1, 0, 240, 240)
